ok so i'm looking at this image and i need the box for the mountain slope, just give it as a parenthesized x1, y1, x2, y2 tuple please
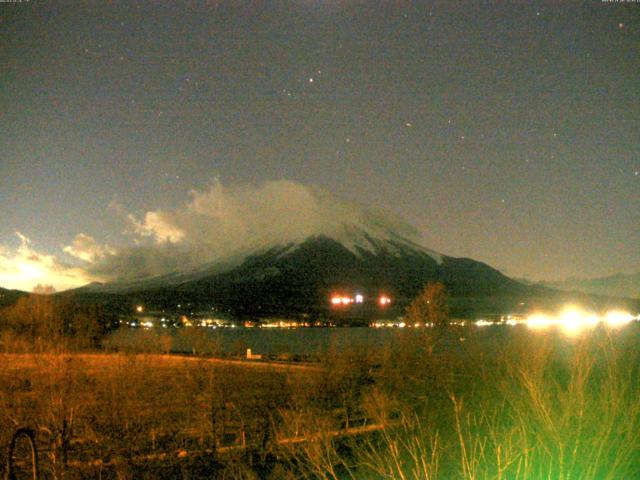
(104, 234, 530, 318)
(542, 272, 640, 300)
(77, 221, 446, 295)
(70, 223, 639, 320)
(0, 287, 29, 309)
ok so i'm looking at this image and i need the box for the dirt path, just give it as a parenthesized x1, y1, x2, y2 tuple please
(0, 352, 324, 372)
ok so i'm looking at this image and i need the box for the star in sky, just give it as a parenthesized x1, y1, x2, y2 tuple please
(0, 1, 638, 291)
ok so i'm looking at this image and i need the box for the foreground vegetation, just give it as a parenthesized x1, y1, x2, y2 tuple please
(1, 323, 639, 479)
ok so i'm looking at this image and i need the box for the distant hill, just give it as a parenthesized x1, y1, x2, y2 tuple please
(542, 272, 640, 300)
(0, 287, 28, 309)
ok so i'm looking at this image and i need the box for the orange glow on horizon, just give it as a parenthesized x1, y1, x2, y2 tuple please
(0, 233, 93, 292)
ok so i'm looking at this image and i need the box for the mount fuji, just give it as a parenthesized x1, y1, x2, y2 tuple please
(73, 219, 536, 319)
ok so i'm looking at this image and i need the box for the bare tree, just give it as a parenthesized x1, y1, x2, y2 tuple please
(405, 282, 449, 327)
(32, 284, 56, 295)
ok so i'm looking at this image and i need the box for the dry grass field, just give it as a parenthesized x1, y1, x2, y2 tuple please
(0, 352, 329, 478)
(1, 325, 640, 479)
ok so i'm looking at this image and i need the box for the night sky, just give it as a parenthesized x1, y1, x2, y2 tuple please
(1, 1, 638, 291)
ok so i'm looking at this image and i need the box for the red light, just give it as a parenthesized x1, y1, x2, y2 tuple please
(331, 295, 354, 306)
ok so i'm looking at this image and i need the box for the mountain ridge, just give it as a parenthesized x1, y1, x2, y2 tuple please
(0, 287, 29, 309)
(540, 272, 640, 300)
(66, 227, 640, 320)
(70, 233, 535, 319)
(75, 224, 444, 295)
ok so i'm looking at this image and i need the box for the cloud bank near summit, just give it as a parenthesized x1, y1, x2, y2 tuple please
(1, 180, 423, 290)
(89, 179, 422, 281)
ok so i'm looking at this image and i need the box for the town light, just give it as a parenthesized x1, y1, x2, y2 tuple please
(331, 295, 354, 306)
(558, 307, 598, 336)
(379, 295, 391, 306)
(525, 306, 637, 336)
(526, 313, 554, 330)
(475, 319, 493, 327)
(604, 310, 635, 328)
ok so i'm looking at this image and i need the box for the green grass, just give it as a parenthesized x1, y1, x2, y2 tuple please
(294, 326, 640, 479)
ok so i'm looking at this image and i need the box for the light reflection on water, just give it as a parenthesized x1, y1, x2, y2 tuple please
(124, 319, 640, 356)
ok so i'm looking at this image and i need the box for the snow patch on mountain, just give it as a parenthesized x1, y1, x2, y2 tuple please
(317, 222, 443, 263)
(81, 180, 445, 287)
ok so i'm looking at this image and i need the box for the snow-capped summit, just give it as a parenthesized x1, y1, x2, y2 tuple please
(73, 220, 525, 320)
(313, 221, 443, 264)
(70, 181, 529, 317)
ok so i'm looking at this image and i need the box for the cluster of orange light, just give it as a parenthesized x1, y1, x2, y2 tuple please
(331, 296, 354, 305)
(330, 294, 392, 306)
(379, 295, 391, 306)
(525, 307, 637, 336)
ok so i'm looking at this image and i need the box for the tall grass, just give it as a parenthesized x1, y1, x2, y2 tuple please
(289, 326, 640, 479)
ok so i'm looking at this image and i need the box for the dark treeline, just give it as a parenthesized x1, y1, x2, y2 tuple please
(0, 293, 119, 350)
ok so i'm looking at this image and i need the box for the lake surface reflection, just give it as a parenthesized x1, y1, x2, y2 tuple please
(133, 321, 640, 357)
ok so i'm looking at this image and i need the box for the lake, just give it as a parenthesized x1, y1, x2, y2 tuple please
(112, 321, 640, 357)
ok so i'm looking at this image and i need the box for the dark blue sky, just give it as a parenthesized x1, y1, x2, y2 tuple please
(0, 1, 638, 290)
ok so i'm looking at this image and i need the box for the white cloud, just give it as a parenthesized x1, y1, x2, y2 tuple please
(1, 180, 423, 289)
(127, 179, 417, 248)
(63, 233, 115, 262)
(127, 211, 185, 244)
(85, 179, 420, 281)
